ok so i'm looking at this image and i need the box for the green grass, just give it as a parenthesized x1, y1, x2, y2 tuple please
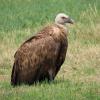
(0, 81, 100, 100)
(0, 0, 100, 100)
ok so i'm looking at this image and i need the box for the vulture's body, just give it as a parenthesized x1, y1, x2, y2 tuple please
(11, 13, 73, 86)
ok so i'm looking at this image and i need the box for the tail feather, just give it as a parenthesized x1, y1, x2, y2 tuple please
(11, 61, 18, 86)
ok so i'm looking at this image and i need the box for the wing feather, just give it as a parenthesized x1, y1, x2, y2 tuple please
(12, 34, 60, 85)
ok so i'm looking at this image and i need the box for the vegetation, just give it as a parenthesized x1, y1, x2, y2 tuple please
(0, 0, 100, 100)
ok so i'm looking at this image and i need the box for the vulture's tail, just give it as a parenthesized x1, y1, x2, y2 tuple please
(11, 60, 18, 86)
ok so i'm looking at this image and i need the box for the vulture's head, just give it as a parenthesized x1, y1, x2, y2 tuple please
(55, 13, 74, 25)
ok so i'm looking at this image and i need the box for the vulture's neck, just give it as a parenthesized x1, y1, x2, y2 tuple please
(55, 23, 68, 34)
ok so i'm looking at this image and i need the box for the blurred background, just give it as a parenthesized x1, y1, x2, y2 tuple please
(0, 0, 100, 99)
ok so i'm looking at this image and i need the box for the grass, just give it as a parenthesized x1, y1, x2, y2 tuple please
(0, 81, 99, 100)
(0, 0, 100, 100)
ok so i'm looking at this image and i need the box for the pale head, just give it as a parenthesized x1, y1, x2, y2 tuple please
(55, 13, 74, 25)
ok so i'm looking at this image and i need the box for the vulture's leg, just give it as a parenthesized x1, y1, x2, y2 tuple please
(48, 69, 55, 81)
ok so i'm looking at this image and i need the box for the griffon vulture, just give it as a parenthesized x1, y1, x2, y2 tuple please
(11, 13, 74, 86)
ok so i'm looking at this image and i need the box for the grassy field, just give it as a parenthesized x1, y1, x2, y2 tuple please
(0, 0, 100, 100)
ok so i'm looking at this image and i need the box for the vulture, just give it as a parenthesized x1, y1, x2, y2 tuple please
(11, 13, 74, 86)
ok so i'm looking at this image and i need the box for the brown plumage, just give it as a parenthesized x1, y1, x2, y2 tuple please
(11, 13, 74, 86)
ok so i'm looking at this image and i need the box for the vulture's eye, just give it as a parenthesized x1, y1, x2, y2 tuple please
(61, 17, 67, 19)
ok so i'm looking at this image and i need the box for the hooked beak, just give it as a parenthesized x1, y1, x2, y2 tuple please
(67, 18, 74, 24)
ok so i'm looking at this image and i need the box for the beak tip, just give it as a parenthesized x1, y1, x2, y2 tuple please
(70, 19, 74, 24)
